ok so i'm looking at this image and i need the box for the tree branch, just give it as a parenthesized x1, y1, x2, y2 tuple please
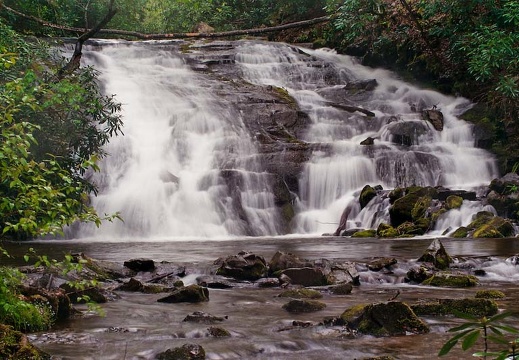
(1, 4, 329, 40)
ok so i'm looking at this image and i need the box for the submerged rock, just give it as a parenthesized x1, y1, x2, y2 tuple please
(207, 326, 231, 337)
(421, 273, 478, 287)
(329, 283, 353, 295)
(278, 288, 323, 299)
(340, 301, 429, 336)
(156, 343, 205, 360)
(183, 311, 226, 324)
(157, 285, 209, 303)
(282, 299, 327, 313)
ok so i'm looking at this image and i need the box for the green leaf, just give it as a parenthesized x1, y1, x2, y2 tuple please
(462, 329, 480, 350)
(489, 312, 515, 323)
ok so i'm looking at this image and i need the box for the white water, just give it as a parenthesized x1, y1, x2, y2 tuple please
(75, 40, 499, 239)
(75, 41, 279, 239)
(236, 43, 499, 235)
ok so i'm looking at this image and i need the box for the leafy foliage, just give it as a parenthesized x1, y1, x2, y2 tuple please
(0, 21, 122, 240)
(439, 310, 519, 359)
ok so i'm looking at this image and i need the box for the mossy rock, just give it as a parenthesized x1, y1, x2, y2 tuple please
(411, 196, 432, 220)
(377, 223, 399, 238)
(278, 288, 323, 299)
(0, 324, 50, 360)
(411, 298, 498, 317)
(450, 227, 469, 238)
(207, 326, 231, 337)
(156, 343, 206, 360)
(475, 289, 506, 299)
(388, 187, 404, 204)
(352, 229, 377, 238)
(414, 218, 431, 233)
(282, 299, 327, 313)
(340, 301, 429, 336)
(360, 185, 377, 209)
(421, 273, 478, 287)
(473, 224, 503, 238)
(390, 193, 421, 227)
(445, 195, 463, 210)
(396, 221, 424, 236)
(431, 208, 447, 223)
(417, 238, 452, 270)
(467, 211, 495, 229)
(272, 86, 298, 110)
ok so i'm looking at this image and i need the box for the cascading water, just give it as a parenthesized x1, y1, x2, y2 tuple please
(75, 41, 279, 239)
(75, 40, 499, 239)
(236, 42, 499, 235)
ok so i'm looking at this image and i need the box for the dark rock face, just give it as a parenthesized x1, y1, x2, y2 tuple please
(280, 267, 328, 286)
(367, 257, 397, 272)
(157, 284, 209, 303)
(123, 258, 155, 272)
(156, 344, 206, 360)
(359, 185, 377, 209)
(216, 251, 268, 280)
(386, 121, 430, 146)
(340, 301, 429, 336)
(422, 109, 444, 131)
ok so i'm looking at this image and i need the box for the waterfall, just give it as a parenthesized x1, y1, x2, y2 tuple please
(73, 40, 499, 239)
(74, 41, 279, 240)
(236, 42, 499, 235)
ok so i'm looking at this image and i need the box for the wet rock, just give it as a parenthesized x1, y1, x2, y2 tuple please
(340, 301, 429, 336)
(467, 211, 496, 229)
(157, 284, 209, 303)
(329, 283, 353, 295)
(278, 288, 323, 299)
(411, 298, 498, 317)
(472, 216, 515, 238)
(506, 254, 519, 265)
(327, 262, 360, 285)
(0, 324, 50, 360)
(489, 172, 519, 194)
(411, 195, 432, 221)
(196, 275, 234, 289)
(445, 195, 463, 210)
(376, 223, 399, 238)
(386, 121, 430, 146)
(405, 265, 434, 284)
(421, 273, 478, 287)
(280, 267, 328, 286)
(360, 137, 375, 145)
(268, 251, 311, 274)
(360, 185, 377, 209)
(352, 229, 377, 238)
(124, 258, 155, 272)
(388, 187, 404, 204)
(360, 357, 395, 360)
(475, 289, 506, 299)
(215, 251, 268, 281)
(450, 226, 469, 238)
(60, 283, 108, 303)
(396, 221, 424, 237)
(183, 311, 226, 324)
(389, 188, 432, 227)
(282, 299, 327, 313)
(207, 326, 231, 337)
(156, 343, 205, 360)
(436, 188, 477, 201)
(422, 109, 444, 131)
(417, 238, 452, 270)
(256, 277, 281, 288)
(367, 258, 397, 272)
(20, 287, 71, 321)
(116, 278, 169, 294)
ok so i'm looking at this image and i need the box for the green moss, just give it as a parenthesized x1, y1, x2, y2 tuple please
(475, 289, 506, 299)
(352, 229, 377, 237)
(388, 187, 404, 204)
(278, 288, 323, 299)
(467, 211, 495, 229)
(431, 208, 447, 223)
(411, 196, 432, 220)
(473, 224, 504, 238)
(272, 86, 298, 110)
(0, 324, 50, 359)
(360, 185, 377, 209)
(421, 273, 478, 287)
(340, 303, 368, 324)
(445, 195, 463, 210)
(282, 299, 326, 313)
(450, 227, 469, 238)
(411, 298, 498, 317)
(377, 223, 399, 238)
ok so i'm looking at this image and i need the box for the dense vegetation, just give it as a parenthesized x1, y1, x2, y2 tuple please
(0, 21, 122, 241)
(326, 0, 519, 172)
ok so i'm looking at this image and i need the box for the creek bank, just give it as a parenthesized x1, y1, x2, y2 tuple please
(6, 239, 517, 359)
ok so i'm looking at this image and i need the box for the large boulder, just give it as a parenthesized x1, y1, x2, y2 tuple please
(360, 185, 377, 209)
(0, 324, 50, 360)
(411, 298, 498, 317)
(472, 215, 515, 238)
(340, 301, 429, 336)
(157, 285, 209, 303)
(124, 258, 155, 272)
(389, 187, 436, 227)
(280, 267, 328, 286)
(421, 273, 479, 287)
(156, 344, 205, 360)
(417, 238, 452, 270)
(282, 299, 327, 313)
(215, 251, 268, 280)
(268, 251, 311, 274)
